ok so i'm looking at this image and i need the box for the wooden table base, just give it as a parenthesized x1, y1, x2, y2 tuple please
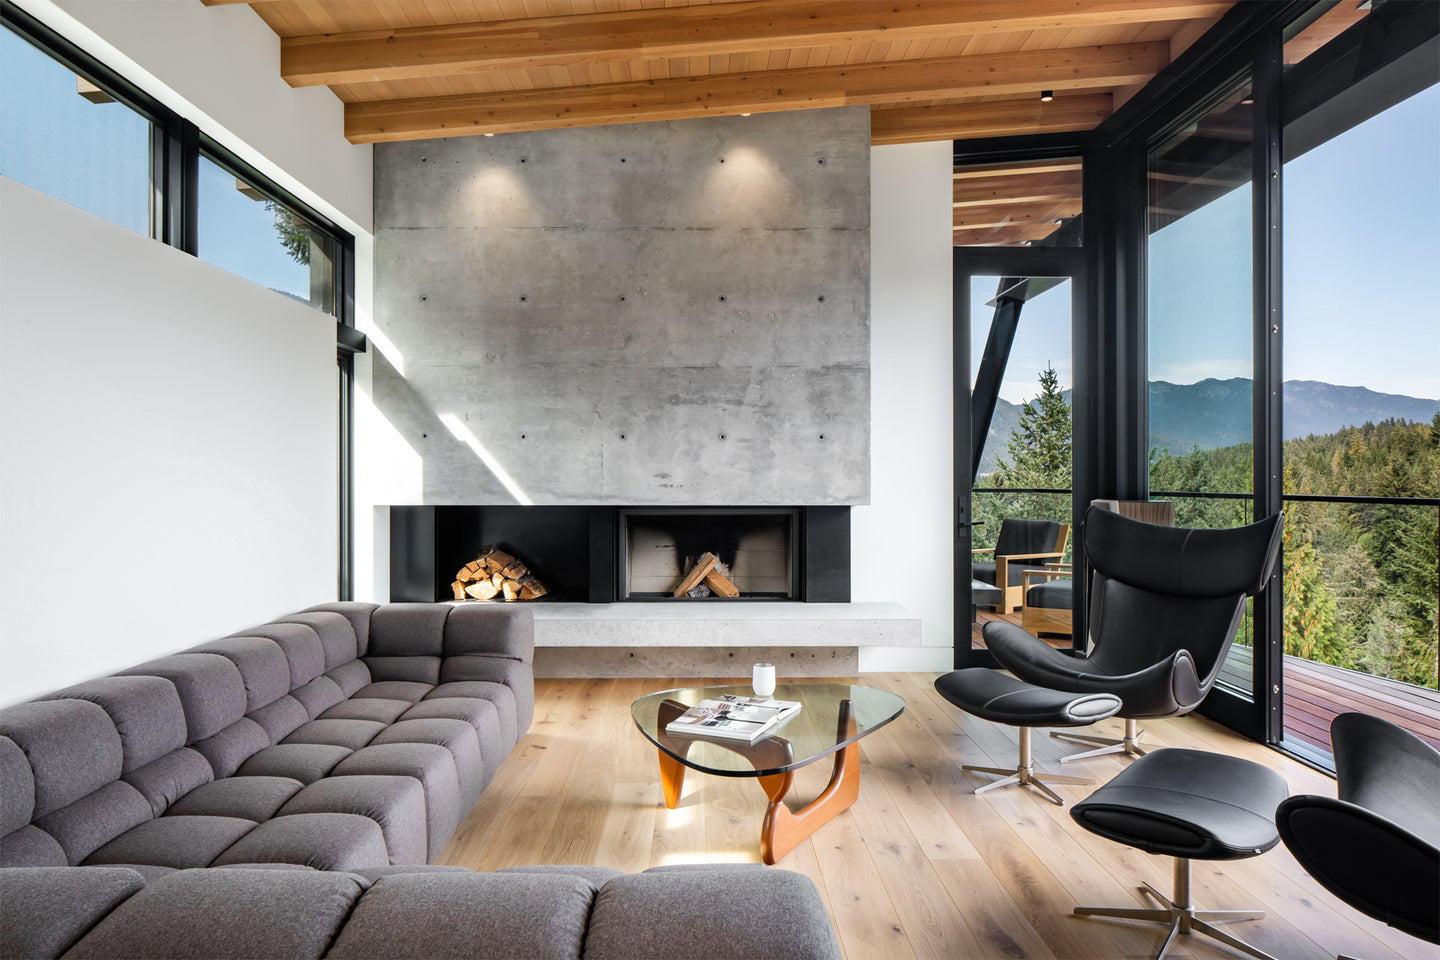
(656, 699, 859, 865)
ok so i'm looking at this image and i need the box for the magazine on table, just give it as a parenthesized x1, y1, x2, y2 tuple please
(665, 694, 802, 742)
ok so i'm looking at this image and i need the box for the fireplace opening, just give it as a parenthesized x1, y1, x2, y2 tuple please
(620, 508, 797, 600)
(389, 505, 849, 603)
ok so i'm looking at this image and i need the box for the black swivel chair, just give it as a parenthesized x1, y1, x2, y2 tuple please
(984, 505, 1284, 761)
(1276, 712, 1440, 948)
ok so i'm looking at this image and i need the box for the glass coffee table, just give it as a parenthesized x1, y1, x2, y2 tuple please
(631, 683, 905, 864)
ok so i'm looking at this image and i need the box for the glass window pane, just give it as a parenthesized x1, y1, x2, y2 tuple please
(197, 152, 339, 315)
(1281, 83, 1440, 758)
(952, 157, 1082, 248)
(1147, 80, 1257, 689)
(0, 25, 152, 235)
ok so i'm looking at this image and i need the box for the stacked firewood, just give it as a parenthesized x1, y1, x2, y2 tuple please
(672, 551, 740, 598)
(452, 546, 549, 601)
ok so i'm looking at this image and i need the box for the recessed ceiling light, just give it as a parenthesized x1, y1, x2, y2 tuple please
(1040, 90, 1054, 102)
(483, 132, 495, 137)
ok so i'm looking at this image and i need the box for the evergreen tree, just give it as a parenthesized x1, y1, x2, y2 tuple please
(993, 365, 1071, 488)
(987, 366, 1072, 536)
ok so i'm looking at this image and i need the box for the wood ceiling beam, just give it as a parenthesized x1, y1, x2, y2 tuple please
(281, 0, 1226, 88)
(953, 170, 1083, 206)
(872, 93, 1111, 145)
(953, 220, 1061, 245)
(952, 198, 1084, 228)
(345, 41, 1168, 143)
(953, 159, 1083, 179)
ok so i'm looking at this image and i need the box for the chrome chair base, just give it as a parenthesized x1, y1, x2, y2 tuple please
(963, 726, 1093, 805)
(1074, 858, 1276, 960)
(1052, 717, 1148, 762)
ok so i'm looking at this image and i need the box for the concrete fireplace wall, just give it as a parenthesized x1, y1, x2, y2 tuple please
(372, 106, 870, 506)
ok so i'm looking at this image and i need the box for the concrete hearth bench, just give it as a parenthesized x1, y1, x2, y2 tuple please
(0, 602, 535, 873)
(0, 862, 841, 959)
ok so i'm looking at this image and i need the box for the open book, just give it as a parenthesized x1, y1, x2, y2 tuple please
(665, 694, 803, 743)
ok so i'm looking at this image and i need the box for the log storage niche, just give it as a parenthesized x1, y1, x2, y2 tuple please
(452, 546, 549, 601)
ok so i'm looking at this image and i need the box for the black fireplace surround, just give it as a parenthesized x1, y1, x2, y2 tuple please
(390, 506, 850, 603)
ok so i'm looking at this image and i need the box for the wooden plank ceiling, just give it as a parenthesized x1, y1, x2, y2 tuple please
(206, 0, 1236, 146)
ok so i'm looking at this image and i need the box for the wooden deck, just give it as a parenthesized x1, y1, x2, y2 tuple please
(973, 612, 1440, 757)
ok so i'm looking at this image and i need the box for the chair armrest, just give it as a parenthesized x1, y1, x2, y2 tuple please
(971, 547, 996, 555)
(1000, 551, 1066, 562)
(1022, 567, 1072, 587)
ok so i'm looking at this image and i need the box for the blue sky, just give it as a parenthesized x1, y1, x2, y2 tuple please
(975, 84, 1439, 406)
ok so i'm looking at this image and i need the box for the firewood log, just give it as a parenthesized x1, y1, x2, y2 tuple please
(466, 580, 500, 601)
(451, 580, 469, 600)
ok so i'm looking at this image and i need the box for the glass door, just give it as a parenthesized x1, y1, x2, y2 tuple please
(955, 263, 1079, 667)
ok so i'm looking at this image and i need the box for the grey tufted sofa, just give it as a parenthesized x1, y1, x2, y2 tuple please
(0, 862, 842, 959)
(0, 602, 535, 874)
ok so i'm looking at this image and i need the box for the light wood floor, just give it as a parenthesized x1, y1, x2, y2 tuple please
(436, 674, 1439, 960)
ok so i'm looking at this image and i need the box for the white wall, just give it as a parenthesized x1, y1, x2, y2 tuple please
(0, 179, 338, 705)
(857, 140, 955, 672)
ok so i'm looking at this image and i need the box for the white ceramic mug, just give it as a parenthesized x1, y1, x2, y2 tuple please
(752, 662, 776, 698)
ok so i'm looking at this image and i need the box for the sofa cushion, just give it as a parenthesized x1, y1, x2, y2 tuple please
(584, 868, 842, 959)
(301, 601, 380, 657)
(372, 718, 485, 804)
(210, 812, 389, 871)
(332, 743, 462, 861)
(401, 697, 506, 789)
(319, 697, 412, 724)
(84, 816, 258, 869)
(363, 655, 442, 684)
(187, 638, 291, 712)
(190, 717, 271, 779)
(166, 776, 304, 821)
(353, 680, 434, 703)
(278, 775, 429, 865)
(64, 868, 364, 960)
(0, 699, 121, 818)
(34, 781, 152, 866)
(118, 654, 247, 743)
(0, 825, 66, 867)
(327, 872, 598, 960)
(291, 675, 347, 718)
(0, 734, 34, 833)
(246, 694, 309, 743)
(439, 656, 535, 735)
(280, 611, 361, 670)
(444, 603, 534, 661)
(0, 866, 145, 960)
(424, 681, 518, 750)
(283, 719, 386, 751)
(367, 603, 449, 658)
(233, 623, 325, 689)
(40, 677, 187, 774)
(122, 748, 213, 817)
(327, 659, 372, 698)
(234, 743, 353, 784)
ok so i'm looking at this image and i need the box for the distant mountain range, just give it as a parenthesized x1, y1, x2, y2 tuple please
(976, 378, 1439, 476)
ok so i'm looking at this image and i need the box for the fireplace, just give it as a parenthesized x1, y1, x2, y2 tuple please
(620, 508, 797, 600)
(389, 505, 850, 603)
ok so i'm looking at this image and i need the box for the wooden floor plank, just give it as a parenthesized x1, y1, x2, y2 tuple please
(434, 673, 1440, 960)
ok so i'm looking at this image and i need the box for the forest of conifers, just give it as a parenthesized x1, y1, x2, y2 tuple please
(1150, 416, 1439, 690)
(975, 367, 1438, 691)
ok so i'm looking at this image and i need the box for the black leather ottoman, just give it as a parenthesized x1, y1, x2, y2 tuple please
(934, 669, 1120, 805)
(1069, 747, 1290, 960)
